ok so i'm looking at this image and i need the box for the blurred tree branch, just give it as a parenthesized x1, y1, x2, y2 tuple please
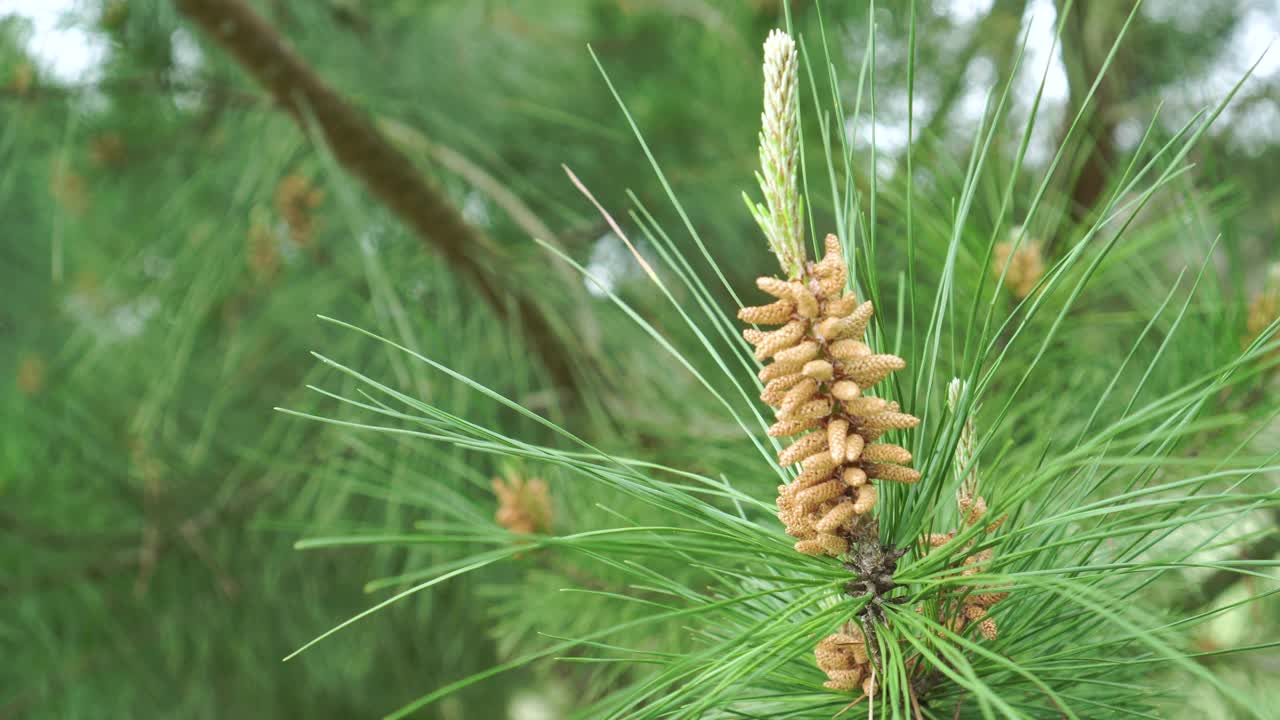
(0, 75, 602, 254)
(1051, 0, 1133, 256)
(170, 0, 584, 397)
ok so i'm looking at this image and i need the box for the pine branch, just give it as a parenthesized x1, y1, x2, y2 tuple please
(170, 0, 582, 397)
(0, 474, 278, 597)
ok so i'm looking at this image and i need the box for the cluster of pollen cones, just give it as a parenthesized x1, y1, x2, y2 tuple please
(814, 495, 1008, 695)
(815, 622, 877, 695)
(492, 473, 553, 535)
(740, 235, 921, 557)
(923, 494, 1008, 641)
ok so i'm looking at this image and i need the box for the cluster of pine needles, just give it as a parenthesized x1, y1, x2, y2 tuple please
(279, 11, 1280, 720)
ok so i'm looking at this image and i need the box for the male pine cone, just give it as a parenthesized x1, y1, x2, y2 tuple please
(740, 235, 920, 557)
(815, 622, 877, 695)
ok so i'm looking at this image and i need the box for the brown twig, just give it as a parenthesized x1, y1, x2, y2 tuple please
(377, 118, 597, 342)
(170, 0, 582, 397)
(1049, 0, 1131, 257)
(908, 681, 925, 720)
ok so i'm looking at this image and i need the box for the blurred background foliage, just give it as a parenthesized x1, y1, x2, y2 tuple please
(1, 0, 1276, 718)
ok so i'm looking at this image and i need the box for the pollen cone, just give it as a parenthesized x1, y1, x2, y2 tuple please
(740, 235, 920, 557)
(492, 473, 553, 535)
(815, 622, 876, 696)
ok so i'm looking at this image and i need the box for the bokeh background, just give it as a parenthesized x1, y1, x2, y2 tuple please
(2, 1, 1276, 718)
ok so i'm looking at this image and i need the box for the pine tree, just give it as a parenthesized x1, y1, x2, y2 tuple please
(2, 2, 1277, 718)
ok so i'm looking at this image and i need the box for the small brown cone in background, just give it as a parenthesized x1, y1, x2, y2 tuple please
(10, 62, 34, 96)
(50, 161, 89, 215)
(815, 622, 877, 697)
(91, 132, 127, 168)
(247, 211, 280, 283)
(100, 0, 130, 30)
(740, 234, 920, 558)
(492, 473, 553, 535)
(274, 173, 324, 247)
(16, 354, 45, 396)
(992, 237, 1044, 300)
(924, 493, 1008, 641)
(1244, 264, 1280, 360)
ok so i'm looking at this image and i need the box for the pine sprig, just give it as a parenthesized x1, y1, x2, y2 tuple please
(275, 13, 1280, 720)
(747, 29, 807, 279)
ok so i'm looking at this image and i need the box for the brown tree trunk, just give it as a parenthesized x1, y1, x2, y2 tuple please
(172, 0, 582, 397)
(1052, 0, 1130, 254)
